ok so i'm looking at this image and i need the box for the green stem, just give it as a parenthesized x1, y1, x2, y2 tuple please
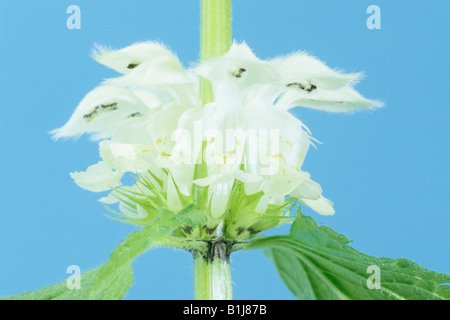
(194, 240, 233, 300)
(199, 0, 232, 105)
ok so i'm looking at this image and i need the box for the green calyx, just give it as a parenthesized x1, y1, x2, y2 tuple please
(106, 172, 295, 246)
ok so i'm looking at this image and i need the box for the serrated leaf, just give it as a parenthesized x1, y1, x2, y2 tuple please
(5, 204, 206, 300)
(4, 263, 134, 300)
(248, 214, 450, 300)
(86, 204, 206, 299)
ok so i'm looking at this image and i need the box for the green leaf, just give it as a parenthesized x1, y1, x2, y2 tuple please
(247, 214, 450, 300)
(86, 204, 206, 299)
(4, 204, 207, 300)
(4, 263, 134, 300)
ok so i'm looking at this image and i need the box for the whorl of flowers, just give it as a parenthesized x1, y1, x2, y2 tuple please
(52, 41, 381, 240)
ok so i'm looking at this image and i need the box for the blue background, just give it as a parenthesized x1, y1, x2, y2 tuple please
(0, 1, 448, 299)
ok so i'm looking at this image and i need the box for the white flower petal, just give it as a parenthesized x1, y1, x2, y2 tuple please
(277, 85, 382, 113)
(147, 104, 188, 155)
(263, 167, 306, 197)
(99, 140, 154, 173)
(272, 52, 362, 90)
(195, 42, 279, 103)
(110, 116, 152, 145)
(107, 65, 194, 88)
(300, 195, 335, 216)
(168, 165, 195, 196)
(98, 191, 119, 204)
(51, 86, 150, 140)
(243, 180, 264, 195)
(242, 83, 285, 106)
(70, 161, 122, 192)
(232, 170, 262, 183)
(255, 194, 271, 214)
(93, 41, 178, 75)
(209, 178, 234, 218)
(193, 174, 219, 187)
(290, 177, 323, 201)
(136, 205, 150, 219)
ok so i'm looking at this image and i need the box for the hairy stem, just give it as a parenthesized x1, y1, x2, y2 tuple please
(193, 240, 233, 300)
(199, 0, 232, 105)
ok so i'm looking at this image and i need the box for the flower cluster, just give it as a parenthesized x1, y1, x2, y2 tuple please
(52, 41, 380, 239)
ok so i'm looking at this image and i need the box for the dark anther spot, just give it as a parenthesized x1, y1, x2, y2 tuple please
(248, 228, 258, 236)
(287, 82, 317, 93)
(205, 226, 217, 235)
(236, 227, 246, 237)
(183, 226, 193, 235)
(128, 112, 142, 118)
(127, 63, 139, 69)
(83, 106, 100, 122)
(232, 67, 247, 78)
(100, 102, 118, 111)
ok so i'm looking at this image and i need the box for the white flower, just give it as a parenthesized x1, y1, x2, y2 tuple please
(53, 40, 379, 226)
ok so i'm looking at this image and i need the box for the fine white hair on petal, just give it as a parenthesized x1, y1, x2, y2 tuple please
(92, 41, 180, 75)
(270, 51, 363, 90)
(225, 41, 260, 61)
(104, 58, 194, 87)
(267, 49, 384, 114)
(277, 84, 383, 113)
(93, 41, 196, 89)
(194, 41, 280, 104)
(50, 85, 152, 140)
